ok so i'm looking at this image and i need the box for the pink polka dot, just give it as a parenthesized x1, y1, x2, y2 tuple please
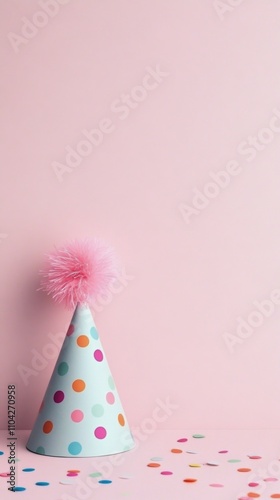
(94, 349, 103, 362)
(67, 324, 75, 337)
(71, 410, 84, 423)
(94, 426, 107, 439)
(53, 391, 64, 403)
(106, 392, 115, 404)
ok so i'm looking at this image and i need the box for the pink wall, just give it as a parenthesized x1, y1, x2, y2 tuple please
(1, 0, 280, 431)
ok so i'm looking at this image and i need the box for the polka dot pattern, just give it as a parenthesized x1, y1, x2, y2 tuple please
(53, 390, 64, 403)
(90, 326, 99, 340)
(92, 404, 105, 417)
(94, 349, 103, 362)
(106, 392, 115, 404)
(68, 442, 82, 455)
(72, 379, 86, 392)
(43, 421, 53, 434)
(94, 426, 107, 439)
(77, 335, 89, 347)
(118, 413, 125, 426)
(58, 362, 69, 376)
(71, 410, 84, 422)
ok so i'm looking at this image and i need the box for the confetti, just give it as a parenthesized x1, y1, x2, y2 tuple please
(247, 493, 260, 498)
(22, 468, 35, 472)
(189, 464, 201, 468)
(192, 434, 205, 439)
(271, 495, 280, 499)
(218, 450, 228, 454)
(59, 480, 76, 485)
(206, 462, 219, 466)
(248, 455, 262, 460)
(89, 472, 102, 478)
(186, 451, 198, 454)
(228, 459, 241, 463)
(264, 478, 278, 482)
(150, 457, 163, 461)
(119, 475, 133, 479)
(237, 468, 252, 473)
(161, 471, 173, 475)
(210, 483, 224, 487)
(67, 472, 78, 476)
(147, 463, 161, 467)
(67, 469, 80, 473)
(183, 478, 197, 483)
(0, 472, 10, 477)
(248, 482, 259, 487)
(35, 482, 50, 486)
(0, 452, 4, 456)
(171, 448, 183, 453)
(98, 479, 112, 484)
(177, 438, 188, 443)
(13, 487, 26, 491)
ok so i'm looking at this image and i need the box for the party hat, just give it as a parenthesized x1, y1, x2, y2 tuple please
(26, 239, 134, 457)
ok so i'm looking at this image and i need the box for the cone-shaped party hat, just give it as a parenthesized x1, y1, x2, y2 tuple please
(26, 239, 134, 457)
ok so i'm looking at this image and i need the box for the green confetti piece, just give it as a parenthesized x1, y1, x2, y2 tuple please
(192, 434, 205, 439)
(89, 472, 102, 478)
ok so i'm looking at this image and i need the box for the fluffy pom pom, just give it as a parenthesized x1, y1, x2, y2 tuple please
(40, 239, 118, 309)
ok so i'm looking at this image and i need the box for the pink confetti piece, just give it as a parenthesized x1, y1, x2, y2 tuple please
(0, 472, 10, 477)
(161, 471, 173, 475)
(209, 483, 224, 487)
(248, 455, 262, 459)
(177, 438, 188, 443)
(264, 477, 278, 482)
(67, 473, 78, 477)
(218, 450, 228, 454)
(248, 482, 259, 487)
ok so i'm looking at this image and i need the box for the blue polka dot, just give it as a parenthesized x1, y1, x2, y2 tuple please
(0, 451, 3, 455)
(98, 479, 112, 484)
(22, 468, 35, 472)
(68, 442, 82, 455)
(35, 482, 49, 486)
(90, 326, 99, 340)
(36, 446, 45, 455)
(13, 486, 26, 491)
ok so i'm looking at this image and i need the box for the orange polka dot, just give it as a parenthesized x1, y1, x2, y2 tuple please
(72, 379, 86, 392)
(147, 463, 161, 467)
(237, 468, 251, 472)
(171, 448, 183, 454)
(247, 493, 260, 498)
(76, 335, 89, 347)
(43, 420, 53, 434)
(271, 495, 280, 499)
(183, 478, 197, 483)
(118, 413, 125, 426)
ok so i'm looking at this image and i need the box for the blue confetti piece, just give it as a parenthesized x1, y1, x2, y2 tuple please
(98, 479, 112, 484)
(22, 468, 35, 472)
(35, 482, 49, 486)
(13, 486, 26, 491)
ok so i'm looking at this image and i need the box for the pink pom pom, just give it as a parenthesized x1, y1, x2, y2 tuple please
(40, 239, 118, 309)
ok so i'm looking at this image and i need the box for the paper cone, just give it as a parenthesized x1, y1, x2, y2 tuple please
(26, 304, 134, 457)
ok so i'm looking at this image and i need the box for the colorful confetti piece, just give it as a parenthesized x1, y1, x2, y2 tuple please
(237, 468, 252, 473)
(89, 472, 102, 478)
(35, 482, 50, 486)
(183, 478, 197, 483)
(147, 463, 161, 467)
(248, 482, 259, 487)
(247, 493, 260, 498)
(218, 450, 228, 454)
(13, 487, 26, 491)
(98, 479, 112, 484)
(210, 483, 224, 487)
(177, 438, 188, 443)
(248, 455, 262, 460)
(171, 448, 183, 453)
(192, 434, 205, 439)
(161, 471, 173, 475)
(271, 495, 280, 499)
(22, 468, 35, 472)
(189, 463, 201, 468)
(264, 478, 279, 482)
(150, 457, 163, 461)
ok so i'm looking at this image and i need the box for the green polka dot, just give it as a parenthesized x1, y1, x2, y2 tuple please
(91, 404, 104, 417)
(58, 362, 69, 376)
(108, 375, 115, 390)
(89, 472, 102, 478)
(36, 446, 45, 455)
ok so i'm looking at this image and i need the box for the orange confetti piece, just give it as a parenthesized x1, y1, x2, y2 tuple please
(183, 478, 197, 483)
(171, 448, 183, 454)
(271, 495, 280, 499)
(247, 493, 260, 498)
(237, 468, 252, 472)
(147, 463, 161, 468)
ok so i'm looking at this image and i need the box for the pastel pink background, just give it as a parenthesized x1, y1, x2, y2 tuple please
(1, 0, 280, 431)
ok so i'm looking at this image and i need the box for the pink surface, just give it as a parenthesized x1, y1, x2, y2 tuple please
(1, 0, 280, 431)
(2, 430, 280, 499)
